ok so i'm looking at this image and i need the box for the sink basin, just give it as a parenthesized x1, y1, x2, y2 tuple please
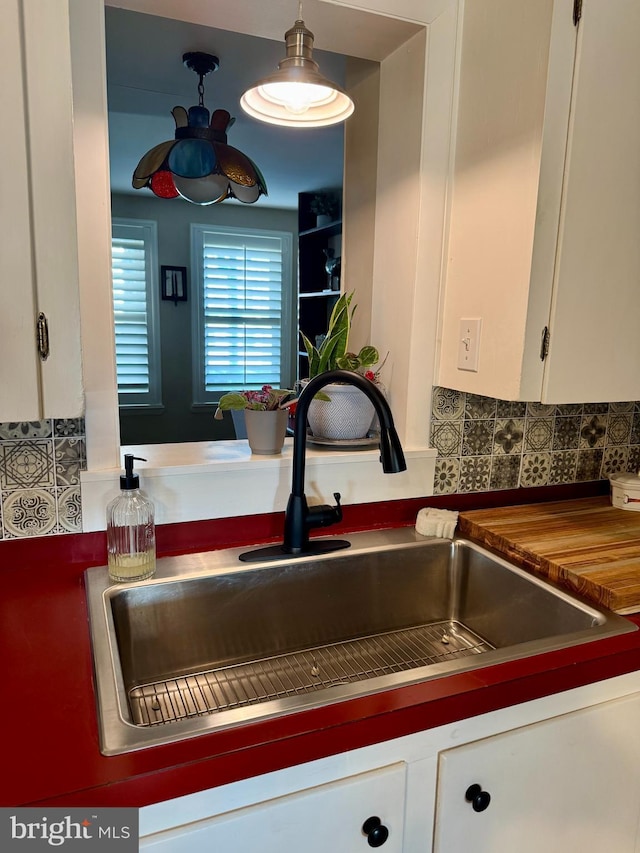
(85, 528, 635, 754)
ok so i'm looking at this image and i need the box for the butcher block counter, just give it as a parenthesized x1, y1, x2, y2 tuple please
(459, 496, 640, 615)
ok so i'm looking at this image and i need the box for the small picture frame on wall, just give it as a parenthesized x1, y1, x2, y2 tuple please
(161, 265, 188, 304)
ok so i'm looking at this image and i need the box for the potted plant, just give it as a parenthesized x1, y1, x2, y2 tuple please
(215, 385, 295, 455)
(300, 291, 385, 441)
(309, 192, 339, 228)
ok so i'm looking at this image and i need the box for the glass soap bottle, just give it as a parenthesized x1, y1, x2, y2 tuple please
(107, 454, 156, 583)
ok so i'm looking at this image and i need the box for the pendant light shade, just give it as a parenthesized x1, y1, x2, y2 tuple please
(240, 13, 354, 129)
(132, 53, 267, 205)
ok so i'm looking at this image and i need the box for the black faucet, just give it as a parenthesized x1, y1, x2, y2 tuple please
(239, 369, 406, 562)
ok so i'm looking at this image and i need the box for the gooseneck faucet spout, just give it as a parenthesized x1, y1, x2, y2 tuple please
(239, 369, 406, 563)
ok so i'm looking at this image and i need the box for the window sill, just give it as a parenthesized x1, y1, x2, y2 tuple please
(119, 404, 165, 416)
(80, 439, 436, 531)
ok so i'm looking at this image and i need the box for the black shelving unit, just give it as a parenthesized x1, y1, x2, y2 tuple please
(297, 190, 342, 379)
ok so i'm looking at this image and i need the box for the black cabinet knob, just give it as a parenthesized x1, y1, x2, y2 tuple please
(465, 783, 491, 812)
(362, 816, 389, 847)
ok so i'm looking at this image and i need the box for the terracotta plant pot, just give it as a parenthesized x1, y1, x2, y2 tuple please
(307, 383, 375, 441)
(244, 409, 288, 455)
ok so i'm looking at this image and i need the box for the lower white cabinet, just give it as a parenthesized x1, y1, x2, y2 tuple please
(433, 691, 640, 852)
(140, 673, 640, 852)
(140, 763, 407, 852)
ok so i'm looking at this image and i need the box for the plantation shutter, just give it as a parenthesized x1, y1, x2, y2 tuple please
(201, 230, 285, 392)
(111, 220, 161, 407)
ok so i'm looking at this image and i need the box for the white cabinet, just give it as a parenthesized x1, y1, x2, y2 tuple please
(433, 691, 640, 852)
(0, 0, 83, 421)
(140, 675, 640, 853)
(319, 0, 443, 25)
(438, 0, 640, 403)
(140, 763, 407, 852)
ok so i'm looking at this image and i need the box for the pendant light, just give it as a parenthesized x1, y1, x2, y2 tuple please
(132, 52, 267, 205)
(240, 4, 354, 129)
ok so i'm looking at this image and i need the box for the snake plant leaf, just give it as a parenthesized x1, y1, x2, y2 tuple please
(300, 331, 320, 377)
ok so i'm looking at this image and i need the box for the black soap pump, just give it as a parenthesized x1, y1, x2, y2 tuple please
(106, 454, 156, 583)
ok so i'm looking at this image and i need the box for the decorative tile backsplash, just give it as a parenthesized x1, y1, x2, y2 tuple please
(431, 387, 640, 495)
(0, 419, 86, 539)
(1, 394, 637, 538)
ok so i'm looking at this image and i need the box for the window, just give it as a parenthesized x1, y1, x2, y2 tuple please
(191, 224, 294, 404)
(111, 219, 162, 409)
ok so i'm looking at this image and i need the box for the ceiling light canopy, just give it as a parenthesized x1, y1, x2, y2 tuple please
(240, 6, 355, 129)
(132, 52, 267, 205)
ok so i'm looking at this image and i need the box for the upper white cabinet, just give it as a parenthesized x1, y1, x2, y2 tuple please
(319, 0, 446, 25)
(438, 0, 640, 403)
(0, 0, 83, 421)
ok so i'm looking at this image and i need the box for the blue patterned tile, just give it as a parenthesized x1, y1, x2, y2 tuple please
(430, 421, 462, 457)
(0, 420, 52, 439)
(459, 456, 492, 492)
(580, 415, 607, 449)
(576, 449, 604, 482)
(431, 387, 464, 421)
(553, 416, 581, 450)
(549, 451, 578, 485)
(524, 418, 553, 452)
(490, 455, 521, 490)
(462, 420, 494, 456)
(520, 452, 551, 487)
(602, 446, 629, 477)
(0, 440, 55, 490)
(433, 457, 460, 495)
(465, 394, 496, 420)
(607, 413, 631, 446)
(493, 419, 524, 455)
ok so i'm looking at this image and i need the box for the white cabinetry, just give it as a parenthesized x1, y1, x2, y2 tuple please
(0, 0, 83, 421)
(438, 0, 640, 403)
(140, 763, 407, 852)
(433, 691, 640, 852)
(140, 674, 640, 852)
(319, 0, 443, 25)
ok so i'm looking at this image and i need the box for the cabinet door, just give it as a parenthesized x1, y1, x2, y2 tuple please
(0, 0, 83, 422)
(140, 763, 406, 853)
(540, 0, 640, 403)
(0, 0, 41, 420)
(433, 692, 640, 853)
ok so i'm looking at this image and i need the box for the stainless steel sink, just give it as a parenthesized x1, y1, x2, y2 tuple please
(85, 528, 636, 755)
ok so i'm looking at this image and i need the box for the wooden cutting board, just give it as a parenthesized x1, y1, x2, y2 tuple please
(458, 496, 640, 614)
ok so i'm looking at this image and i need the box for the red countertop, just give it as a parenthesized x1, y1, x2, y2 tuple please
(3, 485, 640, 808)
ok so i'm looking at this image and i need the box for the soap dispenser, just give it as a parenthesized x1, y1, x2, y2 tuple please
(106, 454, 156, 582)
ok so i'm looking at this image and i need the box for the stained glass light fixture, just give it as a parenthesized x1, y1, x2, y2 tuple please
(132, 52, 267, 205)
(240, 4, 354, 129)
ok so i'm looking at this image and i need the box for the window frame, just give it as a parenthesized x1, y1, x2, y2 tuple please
(190, 223, 294, 407)
(111, 218, 162, 411)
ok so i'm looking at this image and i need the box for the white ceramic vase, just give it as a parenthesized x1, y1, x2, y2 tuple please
(307, 383, 375, 441)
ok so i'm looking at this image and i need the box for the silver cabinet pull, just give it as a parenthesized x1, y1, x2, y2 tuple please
(36, 312, 50, 360)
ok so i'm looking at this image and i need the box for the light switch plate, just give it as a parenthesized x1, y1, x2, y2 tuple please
(458, 318, 481, 372)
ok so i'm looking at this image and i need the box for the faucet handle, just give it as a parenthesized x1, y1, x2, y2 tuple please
(307, 492, 343, 531)
(333, 492, 343, 522)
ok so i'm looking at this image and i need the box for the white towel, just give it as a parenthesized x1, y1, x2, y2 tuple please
(415, 507, 459, 539)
